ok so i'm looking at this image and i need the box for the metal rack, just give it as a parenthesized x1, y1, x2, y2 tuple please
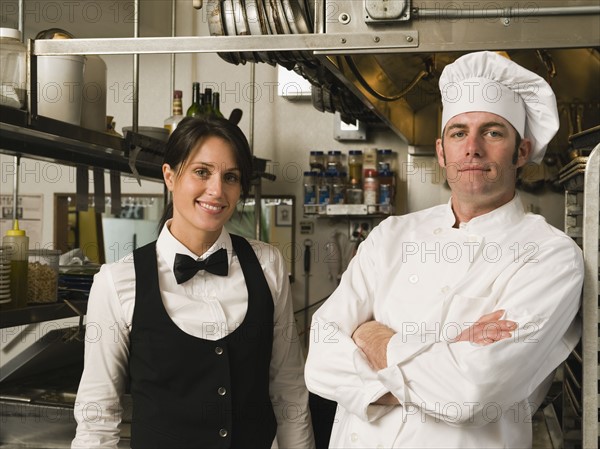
(560, 133, 600, 449)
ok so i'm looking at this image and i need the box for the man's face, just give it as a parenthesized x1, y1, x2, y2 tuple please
(435, 111, 531, 207)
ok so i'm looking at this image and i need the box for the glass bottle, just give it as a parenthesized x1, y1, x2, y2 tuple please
(309, 151, 326, 173)
(378, 165, 395, 215)
(363, 169, 379, 207)
(212, 92, 224, 118)
(2, 220, 28, 310)
(348, 150, 363, 186)
(186, 82, 202, 117)
(303, 171, 317, 205)
(164, 90, 184, 134)
(203, 88, 215, 116)
(327, 150, 344, 173)
(331, 171, 346, 204)
(377, 149, 395, 173)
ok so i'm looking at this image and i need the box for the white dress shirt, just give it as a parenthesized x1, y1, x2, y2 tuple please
(305, 194, 583, 448)
(72, 225, 314, 449)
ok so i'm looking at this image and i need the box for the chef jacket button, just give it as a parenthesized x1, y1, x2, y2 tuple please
(350, 433, 359, 442)
(215, 346, 224, 355)
(218, 387, 227, 396)
(408, 274, 419, 284)
(219, 428, 228, 438)
(468, 235, 478, 242)
(441, 286, 450, 294)
(433, 228, 442, 235)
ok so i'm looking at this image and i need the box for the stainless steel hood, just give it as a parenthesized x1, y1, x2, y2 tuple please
(206, 0, 600, 155)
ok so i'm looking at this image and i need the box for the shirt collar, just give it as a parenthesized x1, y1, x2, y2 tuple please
(157, 221, 233, 272)
(445, 193, 526, 234)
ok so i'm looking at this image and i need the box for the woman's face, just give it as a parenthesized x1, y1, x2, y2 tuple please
(163, 135, 242, 251)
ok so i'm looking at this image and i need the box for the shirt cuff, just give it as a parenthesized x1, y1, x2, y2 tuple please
(334, 347, 394, 422)
(386, 331, 436, 366)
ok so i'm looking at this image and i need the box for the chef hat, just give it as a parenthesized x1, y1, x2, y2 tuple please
(439, 51, 559, 164)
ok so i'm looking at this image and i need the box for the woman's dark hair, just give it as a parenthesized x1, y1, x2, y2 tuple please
(158, 116, 253, 230)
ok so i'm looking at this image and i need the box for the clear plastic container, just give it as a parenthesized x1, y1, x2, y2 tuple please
(0, 28, 26, 109)
(27, 249, 61, 304)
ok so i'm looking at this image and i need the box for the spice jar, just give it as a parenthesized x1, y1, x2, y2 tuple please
(303, 171, 317, 205)
(309, 151, 326, 173)
(348, 150, 363, 186)
(327, 150, 344, 173)
(363, 169, 379, 208)
(27, 249, 61, 304)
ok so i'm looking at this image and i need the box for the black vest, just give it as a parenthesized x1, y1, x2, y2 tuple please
(129, 234, 277, 449)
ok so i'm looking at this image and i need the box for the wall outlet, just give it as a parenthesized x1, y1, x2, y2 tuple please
(349, 220, 372, 241)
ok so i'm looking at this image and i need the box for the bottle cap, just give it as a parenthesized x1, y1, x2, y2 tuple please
(6, 220, 26, 236)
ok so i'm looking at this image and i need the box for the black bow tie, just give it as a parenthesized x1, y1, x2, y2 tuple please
(173, 248, 228, 284)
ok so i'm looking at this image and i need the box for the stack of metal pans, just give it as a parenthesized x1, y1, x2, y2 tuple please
(207, 0, 315, 66)
(206, 0, 382, 126)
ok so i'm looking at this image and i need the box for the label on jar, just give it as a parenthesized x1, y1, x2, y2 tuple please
(304, 184, 317, 205)
(363, 177, 378, 205)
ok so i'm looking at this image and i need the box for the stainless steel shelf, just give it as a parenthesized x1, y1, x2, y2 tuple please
(0, 106, 164, 180)
(0, 300, 87, 329)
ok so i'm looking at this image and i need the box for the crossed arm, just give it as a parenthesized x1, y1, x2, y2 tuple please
(352, 310, 517, 406)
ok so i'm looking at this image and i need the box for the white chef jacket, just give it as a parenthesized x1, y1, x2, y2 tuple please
(72, 224, 314, 449)
(305, 194, 583, 449)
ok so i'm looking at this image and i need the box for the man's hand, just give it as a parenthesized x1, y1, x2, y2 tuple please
(352, 321, 395, 371)
(453, 310, 517, 345)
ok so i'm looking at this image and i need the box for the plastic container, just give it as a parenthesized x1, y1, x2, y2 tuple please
(2, 221, 28, 310)
(27, 249, 61, 303)
(81, 54, 107, 131)
(37, 54, 86, 125)
(0, 28, 26, 109)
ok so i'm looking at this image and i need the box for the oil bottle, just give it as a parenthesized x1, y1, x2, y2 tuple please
(2, 220, 29, 310)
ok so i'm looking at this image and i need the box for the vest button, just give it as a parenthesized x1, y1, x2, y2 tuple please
(219, 428, 228, 438)
(215, 346, 224, 355)
(218, 387, 227, 396)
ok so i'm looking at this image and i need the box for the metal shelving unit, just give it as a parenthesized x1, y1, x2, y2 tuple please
(560, 130, 600, 449)
(0, 105, 165, 180)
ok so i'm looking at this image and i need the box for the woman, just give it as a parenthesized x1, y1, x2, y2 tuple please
(72, 116, 315, 449)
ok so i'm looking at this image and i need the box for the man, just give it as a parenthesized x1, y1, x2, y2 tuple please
(304, 51, 584, 448)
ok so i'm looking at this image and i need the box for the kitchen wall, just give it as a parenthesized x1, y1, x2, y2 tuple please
(0, 0, 566, 340)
